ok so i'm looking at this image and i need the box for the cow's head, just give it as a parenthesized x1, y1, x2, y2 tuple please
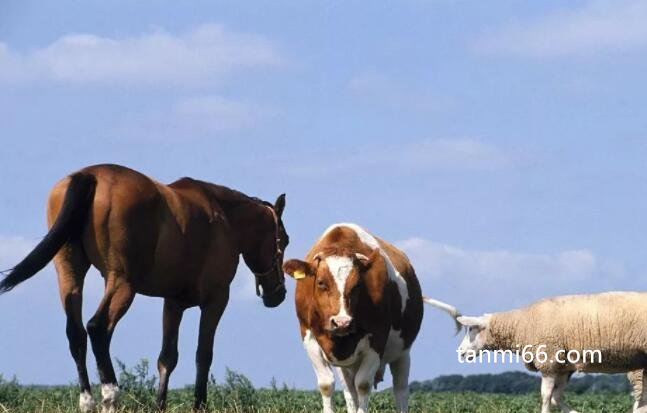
(283, 249, 386, 337)
(456, 314, 492, 360)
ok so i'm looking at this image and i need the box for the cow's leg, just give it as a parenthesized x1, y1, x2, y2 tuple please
(54, 242, 94, 412)
(354, 349, 380, 413)
(550, 372, 579, 413)
(303, 330, 335, 413)
(193, 288, 229, 411)
(156, 298, 185, 410)
(373, 363, 385, 389)
(390, 352, 411, 413)
(337, 367, 358, 413)
(540, 374, 557, 413)
(87, 273, 135, 413)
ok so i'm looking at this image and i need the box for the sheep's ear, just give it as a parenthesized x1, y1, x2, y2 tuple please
(457, 315, 490, 328)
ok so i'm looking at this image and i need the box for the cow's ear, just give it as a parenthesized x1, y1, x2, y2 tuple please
(354, 249, 381, 271)
(274, 193, 286, 217)
(283, 259, 314, 280)
(357, 249, 387, 306)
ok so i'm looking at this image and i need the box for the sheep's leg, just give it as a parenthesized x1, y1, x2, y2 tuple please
(628, 370, 642, 411)
(630, 369, 647, 413)
(550, 373, 579, 413)
(540, 375, 556, 413)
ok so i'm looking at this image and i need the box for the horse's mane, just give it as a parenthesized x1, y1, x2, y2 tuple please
(172, 177, 272, 210)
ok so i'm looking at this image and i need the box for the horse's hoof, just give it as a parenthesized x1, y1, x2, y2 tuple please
(79, 391, 96, 413)
(100, 383, 120, 413)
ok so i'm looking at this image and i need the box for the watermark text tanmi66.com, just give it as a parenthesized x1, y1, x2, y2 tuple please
(458, 345, 602, 364)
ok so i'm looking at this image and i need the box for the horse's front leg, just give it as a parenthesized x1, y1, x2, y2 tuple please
(156, 298, 186, 411)
(193, 287, 230, 411)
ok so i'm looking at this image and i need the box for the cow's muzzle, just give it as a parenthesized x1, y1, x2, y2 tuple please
(329, 315, 355, 337)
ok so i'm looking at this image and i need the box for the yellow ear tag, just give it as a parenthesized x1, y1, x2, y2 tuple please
(293, 270, 306, 280)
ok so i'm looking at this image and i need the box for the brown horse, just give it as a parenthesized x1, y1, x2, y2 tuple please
(0, 164, 289, 412)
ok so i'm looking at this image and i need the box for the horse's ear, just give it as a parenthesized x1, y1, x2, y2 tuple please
(274, 193, 286, 217)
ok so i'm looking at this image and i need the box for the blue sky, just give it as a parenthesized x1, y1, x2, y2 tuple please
(2, 0, 647, 389)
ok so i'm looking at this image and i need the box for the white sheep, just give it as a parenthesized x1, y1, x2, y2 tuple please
(457, 291, 647, 413)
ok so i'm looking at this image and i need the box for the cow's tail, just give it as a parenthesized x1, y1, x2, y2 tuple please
(423, 296, 462, 335)
(0, 173, 96, 293)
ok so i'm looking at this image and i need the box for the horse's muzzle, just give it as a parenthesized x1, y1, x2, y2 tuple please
(262, 285, 287, 308)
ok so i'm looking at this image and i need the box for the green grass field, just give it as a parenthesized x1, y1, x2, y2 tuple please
(0, 363, 635, 413)
(0, 386, 634, 413)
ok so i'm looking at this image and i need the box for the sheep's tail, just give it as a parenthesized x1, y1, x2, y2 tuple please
(423, 296, 462, 335)
(0, 173, 96, 294)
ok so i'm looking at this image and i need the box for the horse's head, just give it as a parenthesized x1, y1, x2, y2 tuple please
(243, 194, 289, 308)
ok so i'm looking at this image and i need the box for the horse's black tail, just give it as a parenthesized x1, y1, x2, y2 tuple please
(0, 173, 97, 293)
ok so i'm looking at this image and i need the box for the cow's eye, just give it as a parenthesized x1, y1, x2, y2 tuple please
(317, 280, 327, 290)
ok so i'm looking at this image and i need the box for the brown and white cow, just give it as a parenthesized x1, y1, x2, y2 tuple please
(283, 223, 460, 413)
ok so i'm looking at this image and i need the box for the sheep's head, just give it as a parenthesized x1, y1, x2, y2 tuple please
(457, 314, 492, 360)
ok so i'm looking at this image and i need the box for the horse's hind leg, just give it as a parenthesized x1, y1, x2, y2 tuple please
(87, 272, 135, 413)
(54, 241, 94, 413)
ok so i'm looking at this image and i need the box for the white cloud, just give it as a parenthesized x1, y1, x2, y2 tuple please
(400, 238, 600, 282)
(398, 237, 625, 310)
(474, 0, 647, 57)
(0, 24, 283, 85)
(284, 138, 515, 176)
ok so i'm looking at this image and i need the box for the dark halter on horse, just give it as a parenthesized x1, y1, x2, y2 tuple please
(253, 206, 285, 299)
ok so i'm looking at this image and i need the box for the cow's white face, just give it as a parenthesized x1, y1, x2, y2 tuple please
(323, 255, 357, 334)
(283, 249, 384, 337)
(457, 315, 491, 359)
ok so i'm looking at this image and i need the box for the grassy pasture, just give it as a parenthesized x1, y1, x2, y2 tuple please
(0, 386, 633, 413)
(0, 362, 634, 413)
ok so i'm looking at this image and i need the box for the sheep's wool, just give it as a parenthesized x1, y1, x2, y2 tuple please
(485, 291, 647, 374)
